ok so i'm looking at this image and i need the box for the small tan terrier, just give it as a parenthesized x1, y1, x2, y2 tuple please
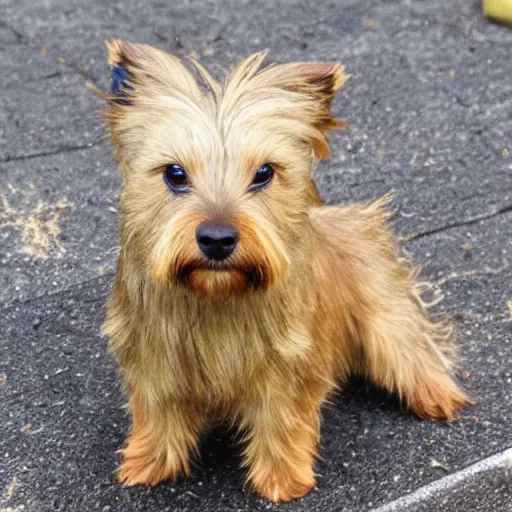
(99, 40, 471, 502)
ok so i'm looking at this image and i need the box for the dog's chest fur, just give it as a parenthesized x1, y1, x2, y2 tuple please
(107, 277, 316, 410)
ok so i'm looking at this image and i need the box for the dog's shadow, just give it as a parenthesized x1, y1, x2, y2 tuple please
(196, 375, 405, 475)
(332, 374, 404, 413)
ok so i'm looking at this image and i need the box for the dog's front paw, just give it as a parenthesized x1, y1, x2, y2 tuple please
(250, 466, 316, 503)
(117, 435, 185, 486)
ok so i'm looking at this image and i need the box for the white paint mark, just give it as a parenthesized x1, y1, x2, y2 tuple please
(372, 448, 512, 512)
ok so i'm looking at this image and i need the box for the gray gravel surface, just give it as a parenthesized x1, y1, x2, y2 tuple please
(1, 1, 511, 511)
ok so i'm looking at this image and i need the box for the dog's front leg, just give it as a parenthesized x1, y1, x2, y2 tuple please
(117, 393, 205, 486)
(240, 385, 324, 502)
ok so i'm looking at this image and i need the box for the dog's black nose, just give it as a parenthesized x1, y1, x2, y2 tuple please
(196, 222, 238, 261)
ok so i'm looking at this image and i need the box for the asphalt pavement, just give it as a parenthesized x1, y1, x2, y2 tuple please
(1, 1, 511, 511)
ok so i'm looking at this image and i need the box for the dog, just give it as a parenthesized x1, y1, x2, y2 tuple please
(98, 40, 471, 502)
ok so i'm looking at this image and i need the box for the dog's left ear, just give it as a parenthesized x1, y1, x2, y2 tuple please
(265, 61, 349, 159)
(284, 63, 348, 203)
(224, 53, 349, 160)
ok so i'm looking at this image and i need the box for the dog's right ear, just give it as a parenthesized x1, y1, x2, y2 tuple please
(97, 41, 206, 164)
(221, 53, 349, 161)
(104, 40, 203, 104)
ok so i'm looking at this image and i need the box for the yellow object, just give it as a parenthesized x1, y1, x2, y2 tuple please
(483, 0, 512, 26)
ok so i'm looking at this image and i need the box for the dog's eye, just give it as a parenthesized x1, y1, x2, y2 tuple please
(164, 164, 190, 193)
(249, 164, 274, 192)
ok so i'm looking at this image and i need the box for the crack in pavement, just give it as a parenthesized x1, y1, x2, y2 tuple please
(0, 20, 30, 43)
(1, 272, 114, 312)
(438, 84, 472, 108)
(0, 20, 100, 86)
(404, 203, 512, 242)
(0, 141, 105, 164)
(45, 51, 99, 83)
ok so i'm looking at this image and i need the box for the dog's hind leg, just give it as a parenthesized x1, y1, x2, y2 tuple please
(311, 199, 473, 421)
(352, 286, 473, 420)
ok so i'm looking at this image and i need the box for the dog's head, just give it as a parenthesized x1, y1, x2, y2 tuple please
(103, 41, 347, 299)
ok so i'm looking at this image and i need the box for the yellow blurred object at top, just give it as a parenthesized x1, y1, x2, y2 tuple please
(483, 0, 512, 26)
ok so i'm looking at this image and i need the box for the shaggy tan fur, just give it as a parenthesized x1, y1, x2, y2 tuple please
(100, 40, 472, 502)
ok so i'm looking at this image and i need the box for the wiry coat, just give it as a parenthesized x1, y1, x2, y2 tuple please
(100, 41, 471, 502)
